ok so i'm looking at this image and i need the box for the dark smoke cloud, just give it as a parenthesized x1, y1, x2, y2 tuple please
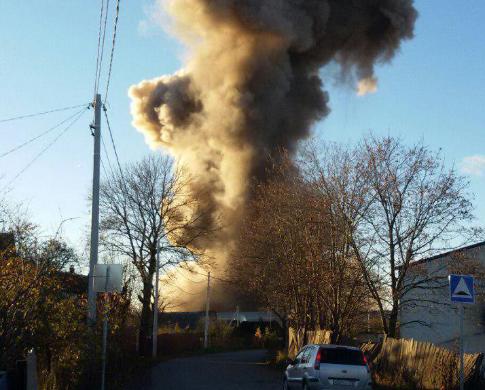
(130, 0, 417, 309)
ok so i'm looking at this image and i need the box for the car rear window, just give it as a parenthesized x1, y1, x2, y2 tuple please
(320, 348, 365, 366)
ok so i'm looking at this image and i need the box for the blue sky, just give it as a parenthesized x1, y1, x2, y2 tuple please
(0, 1, 484, 257)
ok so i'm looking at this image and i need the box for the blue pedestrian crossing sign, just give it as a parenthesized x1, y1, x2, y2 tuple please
(449, 274, 475, 304)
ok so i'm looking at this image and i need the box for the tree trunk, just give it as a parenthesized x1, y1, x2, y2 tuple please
(138, 279, 153, 356)
(330, 319, 340, 344)
(387, 301, 399, 338)
(283, 317, 289, 354)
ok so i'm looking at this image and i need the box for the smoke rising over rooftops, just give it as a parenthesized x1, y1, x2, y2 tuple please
(129, 0, 417, 309)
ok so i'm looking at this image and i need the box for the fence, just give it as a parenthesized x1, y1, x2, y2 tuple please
(288, 328, 332, 358)
(362, 337, 484, 389)
(288, 328, 484, 389)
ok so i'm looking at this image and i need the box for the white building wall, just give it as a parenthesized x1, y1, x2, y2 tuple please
(399, 244, 485, 353)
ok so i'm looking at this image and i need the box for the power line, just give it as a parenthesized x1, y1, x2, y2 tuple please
(93, 0, 111, 99)
(0, 107, 89, 159)
(97, 0, 110, 92)
(0, 104, 88, 124)
(177, 267, 231, 284)
(93, 0, 106, 98)
(100, 157, 109, 180)
(163, 279, 201, 296)
(104, 0, 120, 102)
(101, 135, 115, 176)
(174, 267, 207, 284)
(2, 108, 88, 190)
(103, 107, 124, 178)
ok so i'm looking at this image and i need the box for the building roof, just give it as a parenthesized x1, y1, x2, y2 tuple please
(217, 311, 282, 325)
(57, 270, 88, 295)
(407, 241, 485, 269)
(158, 311, 211, 329)
(1, 231, 86, 295)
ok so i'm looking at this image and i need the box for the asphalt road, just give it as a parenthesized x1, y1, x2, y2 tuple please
(132, 349, 282, 390)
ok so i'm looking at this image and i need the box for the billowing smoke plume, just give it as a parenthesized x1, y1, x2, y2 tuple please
(129, 0, 417, 309)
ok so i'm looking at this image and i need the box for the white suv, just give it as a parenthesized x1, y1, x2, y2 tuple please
(283, 344, 373, 389)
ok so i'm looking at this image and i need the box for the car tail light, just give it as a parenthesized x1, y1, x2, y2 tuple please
(314, 349, 322, 370)
(362, 352, 370, 373)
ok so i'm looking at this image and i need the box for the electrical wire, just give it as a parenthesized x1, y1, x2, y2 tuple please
(100, 157, 109, 179)
(96, 0, 110, 93)
(2, 108, 89, 190)
(0, 104, 88, 124)
(174, 267, 207, 284)
(93, 0, 106, 98)
(104, 0, 120, 102)
(178, 267, 232, 284)
(0, 107, 89, 159)
(93, 0, 111, 99)
(103, 107, 124, 179)
(101, 134, 115, 176)
(163, 279, 201, 296)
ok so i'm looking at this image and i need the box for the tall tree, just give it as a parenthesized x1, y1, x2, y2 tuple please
(307, 136, 478, 337)
(231, 155, 368, 346)
(99, 155, 208, 355)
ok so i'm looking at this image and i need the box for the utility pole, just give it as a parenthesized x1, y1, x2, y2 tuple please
(203, 272, 211, 349)
(87, 93, 102, 325)
(152, 240, 160, 358)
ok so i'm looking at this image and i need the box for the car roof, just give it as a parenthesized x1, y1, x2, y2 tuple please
(307, 344, 361, 351)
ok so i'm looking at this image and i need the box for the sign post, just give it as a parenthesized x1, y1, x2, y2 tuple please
(94, 264, 122, 390)
(449, 274, 475, 390)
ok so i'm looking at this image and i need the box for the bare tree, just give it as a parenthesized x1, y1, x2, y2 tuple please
(306, 135, 479, 337)
(99, 154, 209, 355)
(231, 154, 368, 347)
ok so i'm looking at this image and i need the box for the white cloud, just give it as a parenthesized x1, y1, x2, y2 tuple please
(137, 1, 166, 37)
(137, 20, 151, 36)
(460, 155, 485, 176)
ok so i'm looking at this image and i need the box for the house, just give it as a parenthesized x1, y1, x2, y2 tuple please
(399, 241, 485, 353)
(158, 310, 282, 331)
(0, 232, 15, 255)
(0, 231, 87, 296)
(158, 311, 216, 330)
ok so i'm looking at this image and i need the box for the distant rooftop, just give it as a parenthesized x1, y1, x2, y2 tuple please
(407, 241, 485, 269)
(0, 232, 15, 254)
(217, 311, 282, 326)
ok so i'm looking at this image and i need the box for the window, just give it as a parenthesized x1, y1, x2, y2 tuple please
(295, 348, 306, 364)
(301, 347, 313, 364)
(320, 347, 365, 366)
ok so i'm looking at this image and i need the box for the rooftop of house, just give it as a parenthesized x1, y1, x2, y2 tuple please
(1, 231, 87, 295)
(0, 232, 15, 253)
(406, 241, 485, 269)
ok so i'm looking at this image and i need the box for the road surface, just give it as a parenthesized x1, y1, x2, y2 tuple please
(131, 349, 282, 390)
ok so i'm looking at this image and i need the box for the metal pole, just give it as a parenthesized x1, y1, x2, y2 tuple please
(152, 241, 160, 358)
(88, 93, 102, 325)
(204, 272, 211, 349)
(101, 266, 110, 390)
(460, 304, 464, 390)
